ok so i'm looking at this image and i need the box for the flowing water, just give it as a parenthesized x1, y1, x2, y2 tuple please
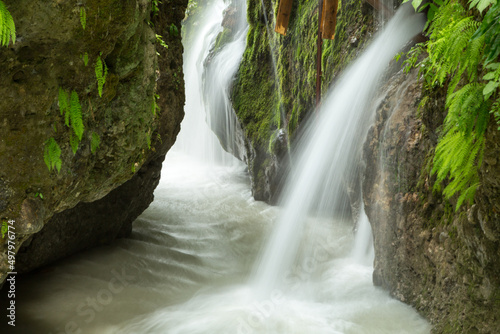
(3, 2, 432, 334)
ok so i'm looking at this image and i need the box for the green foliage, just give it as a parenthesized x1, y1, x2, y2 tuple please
(80, 7, 86, 30)
(151, 94, 160, 115)
(58, 87, 70, 117)
(146, 131, 151, 149)
(95, 54, 108, 98)
(402, 0, 500, 210)
(70, 91, 84, 140)
(34, 192, 44, 199)
(169, 23, 179, 37)
(82, 52, 89, 66)
(90, 132, 100, 154)
(0, 0, 15, 46)
(472, 2, 500, 64)
(469, 0, 495, 13)
(70, 133, 79, 154)
(44, 137, 62, 172)
(1, 220, 7, 238)
(59, 88, 84, 146)
(403, 0, 443, 29)
(155, 34, 168, 49)
(432, 130, 485, 210)
(152, 0, 161, 16)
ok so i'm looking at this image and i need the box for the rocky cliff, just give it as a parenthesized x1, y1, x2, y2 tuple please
(0, 0, 187, 283)
(230, 0, 500, 333)
(231, 0, 375, 203)
(363, 64, 500, 333)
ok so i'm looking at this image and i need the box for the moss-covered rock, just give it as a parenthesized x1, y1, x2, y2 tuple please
(0, 0, 187, 283)
(363, 61, 500, 333)
(231, 0, 374, 202)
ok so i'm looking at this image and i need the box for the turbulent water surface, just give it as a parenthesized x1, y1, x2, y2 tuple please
(5, 152, 430, 334)
(2, 2, 433, 333)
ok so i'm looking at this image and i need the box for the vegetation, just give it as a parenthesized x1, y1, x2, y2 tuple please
(0, 0, 15, 46)
(43, 137, 62, 172)
(95, 54, 108, 98)
(403, 0, 500, 210)
(58, 87, 85, 154)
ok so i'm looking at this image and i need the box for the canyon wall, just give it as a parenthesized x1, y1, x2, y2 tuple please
(0, 0, 187, 283)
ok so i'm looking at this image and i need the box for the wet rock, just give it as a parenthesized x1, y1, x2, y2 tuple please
(363, 65, 500, 333)
(17, 198, 45, 235)
(0, 0, 187, 283)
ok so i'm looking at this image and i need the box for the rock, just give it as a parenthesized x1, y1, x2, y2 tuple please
(0, 0, 187, 284)
(17, 198, 45, 235)
(363, 64, 500, 333)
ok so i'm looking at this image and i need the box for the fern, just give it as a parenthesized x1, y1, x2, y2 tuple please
(58, 87, 70, 116)
(95, 54, 108, 97)
(432, 131, 484, 210)
(80, 7, 86, 30)
(469, 0, 495, 13)
(401, 0, 500, 209)
(44, 137, 62, 172)
(82, 52, 89, 66)
(70, 133, 79, 154)
(70, 91, 84, 140)
(91, 132, 100, 154)
(0, 0, 15, 46)
(151, 94, 160, 115)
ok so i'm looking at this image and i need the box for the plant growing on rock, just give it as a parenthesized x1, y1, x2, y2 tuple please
(0, 0, 15, 46)
(402, 0, 500, 210)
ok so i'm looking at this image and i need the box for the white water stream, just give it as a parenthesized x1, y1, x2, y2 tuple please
(3, 2, 431, 334)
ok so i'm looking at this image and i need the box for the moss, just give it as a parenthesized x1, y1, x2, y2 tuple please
(233, 0, 374, 147)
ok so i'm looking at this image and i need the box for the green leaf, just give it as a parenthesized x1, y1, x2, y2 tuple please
(1, 221, 7, 239)
(58, 87, 69, 116)
(70, 91, 84, 140)
(70, 133, 79, 154)
(43, 137, 62, 172)
(95, 55, 108, 97)
(483, 72, 496, 80)
(483, 80, 499, 99)
(0, 0, 16, 47)
(412, 0, 424, 11)
(91, 132, 100, 154)
(82, 52, 89, 66)
(80, 7, 86, 30)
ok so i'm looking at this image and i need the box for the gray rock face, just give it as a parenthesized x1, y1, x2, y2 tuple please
(363, 67, 500, 333)
(0, 0, 187, 284)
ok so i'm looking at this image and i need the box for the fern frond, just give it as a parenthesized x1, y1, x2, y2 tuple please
(70, 133, 79, 154)
(80, 7, 86, 30)
(469, 0, 495, 13)
(0, 0, 15, 47)
(82, 52, 89, 66)
(44, 137, 62, 172)
(91, 132, 100, 154)
(58, 87, 70, 116)
(95, 55, 108, 97)
(70, 91, 84, 141)
(432, 129, 484, 210)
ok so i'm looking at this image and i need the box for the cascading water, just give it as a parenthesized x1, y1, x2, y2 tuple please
(202, 0, 248, 162)
(252, 4, 426, 295)
(174, 0, 237, 164)
(3, 3, 432, 334)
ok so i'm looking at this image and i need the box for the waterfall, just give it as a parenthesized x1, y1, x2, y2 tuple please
(175, 0, 247, 166)
(202, 0, 249, 163)
(252, 4, 425, 296)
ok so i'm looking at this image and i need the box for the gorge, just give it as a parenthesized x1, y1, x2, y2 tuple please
(1, 0, 499, 333)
